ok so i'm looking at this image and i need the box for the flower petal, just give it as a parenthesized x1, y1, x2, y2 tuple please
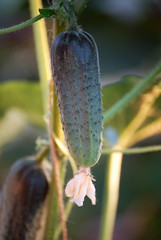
(87, 180, 96, 205)
(65, 178, 75, 197)
(65, 167, 96, 206)
(73, 173, 84, 201)
(75, 181, 88, 207)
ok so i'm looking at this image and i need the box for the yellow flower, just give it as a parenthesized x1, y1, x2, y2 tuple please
(65, 167, 96, 207)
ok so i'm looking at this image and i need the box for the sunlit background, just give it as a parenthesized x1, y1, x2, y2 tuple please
(0, 0, 161, 239)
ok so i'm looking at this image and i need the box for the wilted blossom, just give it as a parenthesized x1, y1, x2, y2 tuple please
(65, 167, 96, 207)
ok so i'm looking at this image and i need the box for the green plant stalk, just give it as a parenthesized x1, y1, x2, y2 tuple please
(129, 117, 161, 146)
(52, 18, 67, 138)
(44, 3, 81, 238)
(28, 0, 61, 239)
(53, 132, 78, 174)
(118, 85, 161, 147)
(29, 0, 51, 115)
(102, 145, 161, 155)
(43, 15, 69, 240)
(44, 156, 67, 240)
(0, 14, 43, 34)
(100, 142, 161, 240)
(100, 83, 161, 240)
(36, 146, 50, 163)
(67, 2, 77, 29)
(54, 200, 73, 240)
(44, 174, 59, 240)
(100, 150, 123, 240)
(103, 61, 161, 124)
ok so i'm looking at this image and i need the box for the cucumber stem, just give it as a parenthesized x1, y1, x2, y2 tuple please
(66, 2, 78, 30)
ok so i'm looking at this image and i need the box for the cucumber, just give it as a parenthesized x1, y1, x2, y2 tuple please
(0, 157, 50, 240)
(51, 28, 103, 167)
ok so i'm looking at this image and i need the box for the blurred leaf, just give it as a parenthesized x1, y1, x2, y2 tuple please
(102, 74, 161, 137)
(0, 108, 27, 149)
(71, 0, 89, 15)
(0, 81, 44, 127)
(0, 81, 46, 181)
(102, 75, 142, 133)
(102, 74, 142, 88)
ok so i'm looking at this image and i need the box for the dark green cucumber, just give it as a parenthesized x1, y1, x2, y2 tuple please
(51, 28, 103, 167)
(0, 157, 50, 240)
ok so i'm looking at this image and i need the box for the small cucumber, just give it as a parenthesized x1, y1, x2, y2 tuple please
(51, 28, 103, 167)
(0, 157, 50, 240)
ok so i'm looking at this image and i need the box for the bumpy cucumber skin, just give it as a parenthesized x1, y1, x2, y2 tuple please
(0, 157, 49, 240)
(51, 29, 103, 167)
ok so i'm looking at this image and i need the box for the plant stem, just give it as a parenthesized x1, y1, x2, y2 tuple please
(129, 117, 161, 146)
(52, 132, 77, 173)
(102, 145, 161, 155)
(52, 18, 66, 139)
(100, 83, 161, 240)
(28, 1, 63, 240)
(103, 61, 161, 124)
(54, 200, 73, 240)
(29, 0, 51, 116)
(49, 80, 68, 240)
(66, 2, 78, 29)
(44, 173, 59, 240)
(44, 13, 69, 240)
(118, 85, 161, 147)
(100, 149, 123, 240)
(36, 146, 50, 163)
(0, 14, 43, 34)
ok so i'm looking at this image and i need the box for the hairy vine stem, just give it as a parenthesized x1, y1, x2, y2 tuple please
(0, 14, 43, 34)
